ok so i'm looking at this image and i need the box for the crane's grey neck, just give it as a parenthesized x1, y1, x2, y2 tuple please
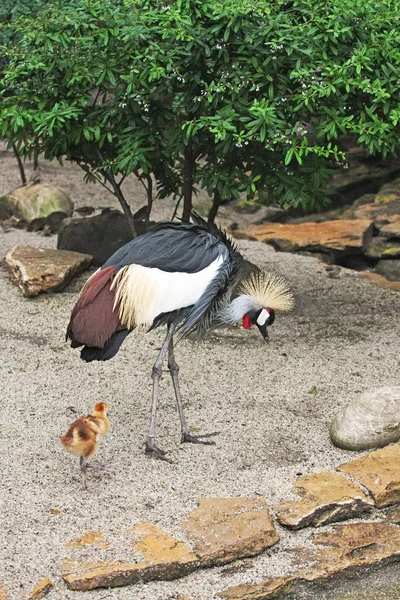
(218, 295, 260, 324)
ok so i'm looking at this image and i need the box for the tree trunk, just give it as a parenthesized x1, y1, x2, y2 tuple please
(12, 144, 26, 185)
(105, 170, 137, 238)
(208, 188, 221, 224)
(33, 148, 39, 170)
(95, 146, 137, 237)
(145, 174, 153, 227)
(182, 144, 194, 222)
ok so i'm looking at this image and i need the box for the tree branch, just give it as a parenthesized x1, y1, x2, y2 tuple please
(182, 143, 194, 222)
(207, 188, 221, 224)
(145, 173, 153, 226)
(12, 144, 26, 185)
(171, 195, 183, 220)
(95, 147, 137, 237)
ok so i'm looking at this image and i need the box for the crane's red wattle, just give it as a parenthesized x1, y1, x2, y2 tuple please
(243, 314, 252, 329)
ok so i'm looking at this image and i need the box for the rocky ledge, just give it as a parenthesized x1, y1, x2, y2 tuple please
(3, 444, 399, 599)
(234, 176, 400, 284)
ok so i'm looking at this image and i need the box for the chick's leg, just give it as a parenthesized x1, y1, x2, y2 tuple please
(80, 456, 88, 491)
(80, 457, 114, 491)
(86, 463, 114, 471)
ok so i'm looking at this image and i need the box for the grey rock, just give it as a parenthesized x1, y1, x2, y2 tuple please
(365, 237, 400, 259)
(0, 183, 73, 232)
(375, 259, 400, 282)
(330, 387, 400, 451)
(57, 209, 134, 267)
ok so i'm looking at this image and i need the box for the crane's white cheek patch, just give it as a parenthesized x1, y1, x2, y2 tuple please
(256, 309, 270, 327)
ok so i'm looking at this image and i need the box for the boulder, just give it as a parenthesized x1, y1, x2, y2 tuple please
(330, 387, 400, 451)
(0, 184, 73, 232)
(5, 245, 92, 297)
(58, 209, 139, 267)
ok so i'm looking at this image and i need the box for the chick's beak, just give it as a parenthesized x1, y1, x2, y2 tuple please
(256, 322, 270, 343)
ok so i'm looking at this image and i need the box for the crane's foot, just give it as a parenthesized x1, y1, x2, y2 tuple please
(144, 439, 173, 463)
(181, 431, 220, 445)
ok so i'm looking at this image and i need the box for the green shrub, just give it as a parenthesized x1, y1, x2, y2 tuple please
(1, 0, 400, 225)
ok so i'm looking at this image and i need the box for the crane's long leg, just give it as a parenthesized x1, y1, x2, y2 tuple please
(144, 323, 175, 461)
(167, 335, 219, 445)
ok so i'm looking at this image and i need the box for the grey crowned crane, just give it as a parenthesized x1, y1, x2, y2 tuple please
(67, 214, 293, 459)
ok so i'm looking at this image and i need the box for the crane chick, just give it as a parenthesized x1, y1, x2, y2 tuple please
(60, 402, 111, 490)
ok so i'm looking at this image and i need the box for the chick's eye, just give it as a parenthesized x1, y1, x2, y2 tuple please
(256, 308, 270, 326)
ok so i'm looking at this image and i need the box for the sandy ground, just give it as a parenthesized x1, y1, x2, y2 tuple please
(0, 148, 400, 599)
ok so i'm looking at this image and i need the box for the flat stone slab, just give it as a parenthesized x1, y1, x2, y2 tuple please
(28, 577, 53, 599)
(220, 576, 294, 600)
(338, 445, 400, 508)
(62, 523, 198, 591)
(64, 530, 109, 549)
(5, 245, 92, 296)
(220, 521, 400, 599)
(182, 498, 279, 567)
(273, 471, 373, 529)
(245, 219, 373, 254)
(383, 505, 400, 524)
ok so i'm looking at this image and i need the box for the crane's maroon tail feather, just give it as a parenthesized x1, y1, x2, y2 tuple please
(66, 266, 126, 357)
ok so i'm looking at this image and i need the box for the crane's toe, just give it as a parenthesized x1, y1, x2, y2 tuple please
(144, 439, 173, 463)
(181, 431, 219, 445)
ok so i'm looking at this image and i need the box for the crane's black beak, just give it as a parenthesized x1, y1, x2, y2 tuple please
(256, 322, 270, 343)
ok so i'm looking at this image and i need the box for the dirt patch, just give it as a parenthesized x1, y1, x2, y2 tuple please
(0, 147, 399, 599)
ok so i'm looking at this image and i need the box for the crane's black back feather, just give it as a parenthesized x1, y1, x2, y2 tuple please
(102, 214, 236, 274)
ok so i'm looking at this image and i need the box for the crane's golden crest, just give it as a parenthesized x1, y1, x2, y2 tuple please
(239, 272, 294, 312)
